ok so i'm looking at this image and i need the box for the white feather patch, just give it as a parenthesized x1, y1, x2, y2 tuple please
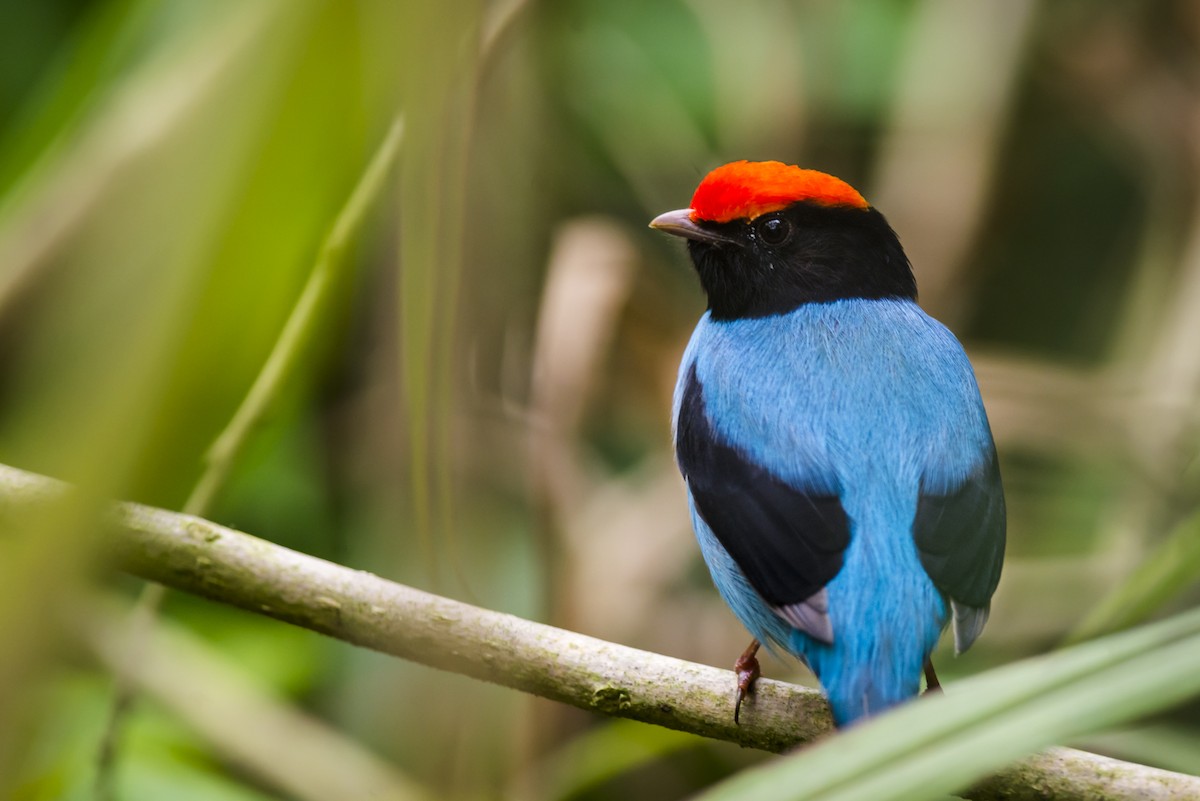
(951, 600, 989, 654)
(774, 587, 833, 644)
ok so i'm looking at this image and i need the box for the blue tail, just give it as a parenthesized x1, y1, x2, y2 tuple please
(826, 665, 921, 726)
(794, 619, 936, 726)
(790, 514, 948, 727)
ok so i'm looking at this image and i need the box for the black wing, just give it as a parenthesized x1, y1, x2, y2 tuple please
(676, 365, 850, 610)
(913, 447, 1005, 609)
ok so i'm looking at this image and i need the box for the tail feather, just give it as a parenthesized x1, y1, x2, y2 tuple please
(827, 668, 919, 726)
(951, 600, 989, 654)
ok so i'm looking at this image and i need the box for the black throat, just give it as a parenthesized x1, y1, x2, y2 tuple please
(687, 203, 917, 320)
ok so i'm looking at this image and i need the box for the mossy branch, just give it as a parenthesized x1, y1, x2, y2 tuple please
(3, 462, 1197, 801)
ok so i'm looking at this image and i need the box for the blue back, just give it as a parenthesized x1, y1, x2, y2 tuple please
(674, 298, 998, 724)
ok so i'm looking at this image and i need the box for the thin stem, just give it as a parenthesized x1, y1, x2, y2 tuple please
(92, 116, 404, 800)
(187, 115, 404, 516)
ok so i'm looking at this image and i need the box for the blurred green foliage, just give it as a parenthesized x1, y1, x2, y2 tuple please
(2, 0, 1200, 799)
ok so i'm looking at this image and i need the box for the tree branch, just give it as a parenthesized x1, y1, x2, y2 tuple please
(3, 462, 1197, 800)
(106, 481, 832, 754)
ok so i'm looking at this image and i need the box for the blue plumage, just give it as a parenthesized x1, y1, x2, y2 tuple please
(651, 161, 1004, 727)
(674, 299, 1001, 724)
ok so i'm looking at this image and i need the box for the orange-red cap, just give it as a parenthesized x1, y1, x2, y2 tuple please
(689, 161, 868, 223)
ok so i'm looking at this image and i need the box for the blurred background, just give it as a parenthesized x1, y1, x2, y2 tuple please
(2, 0, 1199, 799)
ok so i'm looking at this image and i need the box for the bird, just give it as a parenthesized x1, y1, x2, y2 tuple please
(650, 160, 1005, 727)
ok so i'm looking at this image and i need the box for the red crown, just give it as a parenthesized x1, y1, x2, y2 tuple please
(689, 161, 868, 223)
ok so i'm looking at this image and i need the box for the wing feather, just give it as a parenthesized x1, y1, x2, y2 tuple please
(914, 447, 1005, 652)
(676, 364, 850, 640)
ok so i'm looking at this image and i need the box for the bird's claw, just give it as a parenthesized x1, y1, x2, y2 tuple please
(733, 640, 762, 725)
(923, 657, 942, 695)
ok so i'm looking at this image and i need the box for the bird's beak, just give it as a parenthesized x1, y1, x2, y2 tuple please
(649, 208, 738, 245)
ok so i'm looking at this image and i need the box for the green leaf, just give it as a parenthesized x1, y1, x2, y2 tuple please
(690, 606, 1200, 801)
(1068, 507, 1200, 643)
(1078, 723, 1200, 776)
(537, 719, 703, 800)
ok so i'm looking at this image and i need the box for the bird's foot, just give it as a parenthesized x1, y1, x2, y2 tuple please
(733, 639, 762, 724)
(923, 657, 942, 695)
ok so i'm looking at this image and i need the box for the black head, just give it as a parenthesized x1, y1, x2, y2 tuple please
(650, 162, 916, 320)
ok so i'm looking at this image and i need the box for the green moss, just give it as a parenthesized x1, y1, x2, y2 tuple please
(592, 684, 632, 714)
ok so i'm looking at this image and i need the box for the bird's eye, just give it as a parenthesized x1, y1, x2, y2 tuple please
(756, 216, 792, 246)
